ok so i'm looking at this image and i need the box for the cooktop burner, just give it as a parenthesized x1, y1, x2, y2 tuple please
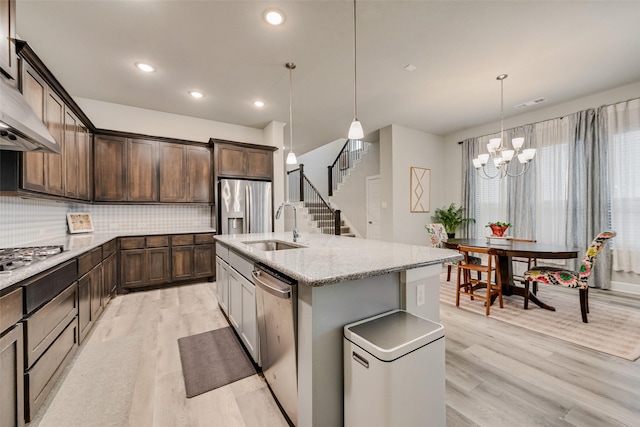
(0, 245, 64, 273)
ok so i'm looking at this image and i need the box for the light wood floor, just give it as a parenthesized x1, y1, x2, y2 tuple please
(29, 280, 640, 427)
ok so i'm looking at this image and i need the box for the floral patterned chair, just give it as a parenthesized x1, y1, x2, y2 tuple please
(523, 231, 616, 323)
(425, 223, 481, 281)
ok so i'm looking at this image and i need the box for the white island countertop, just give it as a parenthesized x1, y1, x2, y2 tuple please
(215, 232, 461, 286)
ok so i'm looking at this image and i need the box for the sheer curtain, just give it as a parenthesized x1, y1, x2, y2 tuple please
(461, 107, 613, 287)
(606, 98, 640, 274)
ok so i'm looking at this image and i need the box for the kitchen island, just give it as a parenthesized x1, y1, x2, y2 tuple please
(215, 232, 461, 427)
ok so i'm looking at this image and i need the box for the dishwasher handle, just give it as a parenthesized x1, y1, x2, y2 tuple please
(252, 269, 291, 299)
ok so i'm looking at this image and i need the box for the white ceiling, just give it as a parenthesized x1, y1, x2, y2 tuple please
(15, 1, 640, 155)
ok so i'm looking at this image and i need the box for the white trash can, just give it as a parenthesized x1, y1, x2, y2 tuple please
(343, 309, 445, 427)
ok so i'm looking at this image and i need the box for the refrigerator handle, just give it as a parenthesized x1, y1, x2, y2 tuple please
(247, 186, 253, 233)
(245, 185, 251, 233)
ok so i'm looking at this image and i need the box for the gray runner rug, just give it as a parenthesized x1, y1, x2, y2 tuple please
(177, 326, 257, 398)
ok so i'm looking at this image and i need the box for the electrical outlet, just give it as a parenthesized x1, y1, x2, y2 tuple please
(416, 284, 425, 306)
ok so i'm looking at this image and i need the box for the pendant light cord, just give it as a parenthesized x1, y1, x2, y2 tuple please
(287, 62, 296, 154)
(500, 76, 504, 147)
(353, 0, 358, 120)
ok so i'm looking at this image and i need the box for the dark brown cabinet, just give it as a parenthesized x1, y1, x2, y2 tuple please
(215, 141, 274, 180)
(120, 236, 170, 290)
(0, 287, 23, 427)
(20, 61, 65, 196)
(94, 136, 157, 202)
(171, 233, 215, 281)
(77, 247, 103, 344)
(93, 135, 126, 201)
(0, 0, 17, 81)
(102, 250, 117, 305)
(63, 110, 92, 201)
(0, 323, 24, 427)
(158, 142, 211, 203)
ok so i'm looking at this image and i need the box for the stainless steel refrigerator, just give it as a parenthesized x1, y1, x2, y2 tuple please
(218, 179, 272, 234)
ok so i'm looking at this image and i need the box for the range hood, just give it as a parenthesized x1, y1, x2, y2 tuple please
(0, 78, 60, 154)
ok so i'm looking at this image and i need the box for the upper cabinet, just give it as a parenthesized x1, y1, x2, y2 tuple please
(94, 135, 157, 202)
(0, 0, 17, 81)
(96, 134, 212, 204)
(0, 41, 93, 201)
(214, 140, 275, 180)
(158, 142, 212, 203)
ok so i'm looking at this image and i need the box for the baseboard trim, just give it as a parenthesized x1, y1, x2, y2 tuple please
(609, 280, 640, 295)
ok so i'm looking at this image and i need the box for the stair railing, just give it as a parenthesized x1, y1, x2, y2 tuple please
(327, 139, 367, 196)
(287, 164, 342, 235)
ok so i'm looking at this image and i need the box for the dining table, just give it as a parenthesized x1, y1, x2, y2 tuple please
(443, 238, 579, 311)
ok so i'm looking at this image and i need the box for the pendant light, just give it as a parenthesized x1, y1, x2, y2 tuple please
(347, 0, 364, 140)
(286, 62, 298, 165)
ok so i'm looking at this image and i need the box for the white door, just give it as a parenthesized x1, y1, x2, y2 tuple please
(366, 175, 381, 240)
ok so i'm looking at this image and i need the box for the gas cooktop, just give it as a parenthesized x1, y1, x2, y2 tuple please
(0, 245, 64, 274)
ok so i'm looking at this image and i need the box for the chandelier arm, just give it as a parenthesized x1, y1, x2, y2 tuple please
(505, 160, 532, 177)
(478, 165, 502, 180)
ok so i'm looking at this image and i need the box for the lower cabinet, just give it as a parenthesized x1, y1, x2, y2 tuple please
(0, 287, 24, 427)
(120, 236, 170, 291)
(215, 256, 229, 315)
(225, 248, 259, 363)
(171, 234, 215, 282)
(78, 264, 102, 344)
(0, 323, 24, 427)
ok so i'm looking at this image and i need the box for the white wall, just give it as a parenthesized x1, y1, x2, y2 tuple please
(294, 138, 347, 196)
(263, 121, 287, 232)
(332, 142, 380, 237)
(75, 97, 264, 145)
(378, 125, 446, 246)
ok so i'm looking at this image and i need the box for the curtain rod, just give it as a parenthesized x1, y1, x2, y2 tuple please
(456, 95, 640, 145)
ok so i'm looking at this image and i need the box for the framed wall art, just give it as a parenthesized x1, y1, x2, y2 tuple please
(410, 167, 430, 213)
(66, 212, 95, 234)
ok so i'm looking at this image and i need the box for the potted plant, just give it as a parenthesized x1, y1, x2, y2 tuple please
(432, 203, 475, 238)
(486, 221, 511, 237)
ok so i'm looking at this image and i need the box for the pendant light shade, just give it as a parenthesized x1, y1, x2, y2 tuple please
(348, 0, 364, 140)
(348, 119, 364, 140)
(286, 62, 298, 165)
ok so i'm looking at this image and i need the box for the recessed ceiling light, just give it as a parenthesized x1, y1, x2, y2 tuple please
(189, 91, 204, 99)
(263, 9, 285, 26)
(253, 100, 265, 108)
(135, 62, 156, 73)
(403, 64, 417, 72)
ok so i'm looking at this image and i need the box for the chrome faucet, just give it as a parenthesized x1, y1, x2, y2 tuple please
(276, 202, 300, 242)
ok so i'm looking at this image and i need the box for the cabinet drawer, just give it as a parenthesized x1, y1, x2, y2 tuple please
(102, 239, 117, 258)
(146, 235, 169, 247)
(171, 234, 194, 246)
(24, 283, 77, 368)
(229, 250, 254, 282)
(195, 233, 216, 244)
(120, 237, 146, 249)
(25, 319, 77, 422)
(215, 242, 229, 262)
(78, 247, 102, 276)
(22, 259, 77, 315)
(0, 288, 23, 335)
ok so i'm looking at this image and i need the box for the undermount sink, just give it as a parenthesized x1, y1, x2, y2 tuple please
(242, 240, 305, 251)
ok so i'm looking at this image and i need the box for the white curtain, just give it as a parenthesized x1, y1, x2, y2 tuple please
(607, 99, 640, 274)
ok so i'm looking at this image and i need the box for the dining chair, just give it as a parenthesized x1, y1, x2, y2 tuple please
(456, 245, 503, 316)
(510, 238, 538, 309)
(523, 231, 616, 323)
(425, 223, 481, 281)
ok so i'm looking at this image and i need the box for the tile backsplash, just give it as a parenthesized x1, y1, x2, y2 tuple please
(0, 196, 212, 247)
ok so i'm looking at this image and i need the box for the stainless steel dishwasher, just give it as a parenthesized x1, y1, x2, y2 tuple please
(252, 263, 298, 426)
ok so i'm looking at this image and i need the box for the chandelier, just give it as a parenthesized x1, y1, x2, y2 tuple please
(473, 74, 536, 179)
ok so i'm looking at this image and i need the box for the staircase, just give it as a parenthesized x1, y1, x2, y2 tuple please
(302, 202, 355, 237)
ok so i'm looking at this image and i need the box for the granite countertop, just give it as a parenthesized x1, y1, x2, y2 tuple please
(0, 228, 216, 291)
(215, 232, 462, 286)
